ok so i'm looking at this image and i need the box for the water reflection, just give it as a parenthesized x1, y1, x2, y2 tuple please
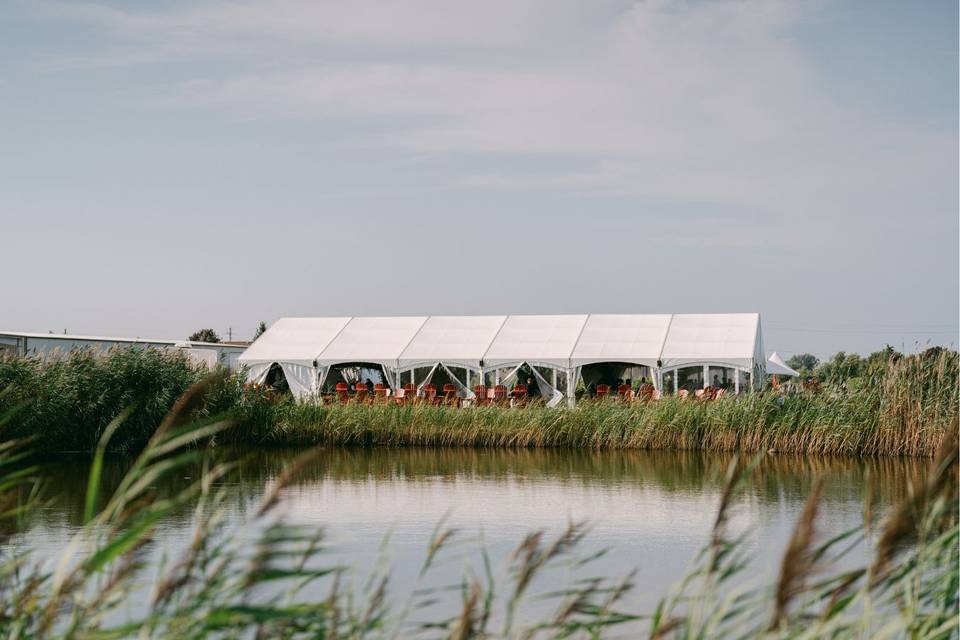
(24, 447, 924, 608)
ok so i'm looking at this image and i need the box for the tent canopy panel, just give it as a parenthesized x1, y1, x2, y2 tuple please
(659, 313, 761, 369)
(316, 316, 428, 367)
(482, 314, 588, 368)
(398, 315, 507, 370)
(238, 317, 352, 366)
(570, 314, 672, 367)
(767, 352, 800, 376)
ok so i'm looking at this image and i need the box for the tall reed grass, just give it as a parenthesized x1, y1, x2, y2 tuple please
(1, 347, 955, 456)
(0, 380, 956, 638)
(0, 347, 237, 452)
(233, 350, 957, 457)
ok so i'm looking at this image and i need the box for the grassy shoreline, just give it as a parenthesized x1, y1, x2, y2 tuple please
(1, 347, 956, 456)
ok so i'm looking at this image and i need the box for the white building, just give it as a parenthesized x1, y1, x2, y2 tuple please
(0, 331, 246, 370)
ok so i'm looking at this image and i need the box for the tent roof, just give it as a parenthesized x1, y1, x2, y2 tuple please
(767, 352, 800, 376)
(315, 316, 428, 368)
(570, 314, 672, 367)
(481, 314, 589, 368)
(398, 315, 507, 370)
(238, 317, 351, 366)
(239, 313, 768, 372)
(659, 314, 762, 369)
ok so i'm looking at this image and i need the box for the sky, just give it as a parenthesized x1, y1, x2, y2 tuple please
(0, 0, 957, 358)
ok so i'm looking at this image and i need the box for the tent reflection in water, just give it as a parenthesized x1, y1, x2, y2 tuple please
(238, 313, 769, 403)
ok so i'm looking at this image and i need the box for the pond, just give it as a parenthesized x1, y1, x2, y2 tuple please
(20, 447, 924, 621)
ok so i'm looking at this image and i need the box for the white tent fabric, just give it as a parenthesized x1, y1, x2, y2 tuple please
(238, 313, 770, 401)
(659, 314, 764, 371)
(239, 317, 351, 399)
(767, 352, 800, 377)
(316, 316, 428, 369)
(481, 315, 589, 369)
(239, 317, 351, 367)
(398, 315, 507, 371)
(570, 314, 672, 367)
(280, 362, 319, 398)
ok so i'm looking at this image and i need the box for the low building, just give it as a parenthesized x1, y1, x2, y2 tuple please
(0, 331, 246, 370)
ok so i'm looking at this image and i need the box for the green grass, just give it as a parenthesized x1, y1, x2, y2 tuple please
(0, 347, 238, 452)
(232, 350, 957, 457)
(0, 381, 956, 638)
(1, 347, 956, 456)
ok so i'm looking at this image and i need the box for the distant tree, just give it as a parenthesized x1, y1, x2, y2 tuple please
(188, 328, 221, 343)
(864, 345, 901, 377)
(815, 351, 864, 385)
(253, 321, 268, 340)
(786, 353, 818, 376)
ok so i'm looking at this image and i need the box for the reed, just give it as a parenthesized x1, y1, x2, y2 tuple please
(1, 348, 955, 456)
(0, 381, 955, 638)
(0, 347, 237, 452)
(232, 350, 957, 457)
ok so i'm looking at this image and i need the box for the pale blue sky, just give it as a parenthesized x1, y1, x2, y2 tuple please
(1, 0, 957, 357)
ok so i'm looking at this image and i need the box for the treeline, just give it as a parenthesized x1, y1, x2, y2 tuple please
(785, 345, 947, 385)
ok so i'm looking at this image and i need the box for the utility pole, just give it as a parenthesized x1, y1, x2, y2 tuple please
(228, 327, 233, 341)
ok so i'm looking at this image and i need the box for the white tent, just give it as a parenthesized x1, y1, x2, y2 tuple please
(659, 313, 765, 390)
(240, 312, 770, 401)
(767, 352, 800, 377)
(398, 315, 507, 372)
(481, 314, 588, 369)
(315, 316, 428, 390)
(238, 317, 351, 397)
(570, 314, 672, 368)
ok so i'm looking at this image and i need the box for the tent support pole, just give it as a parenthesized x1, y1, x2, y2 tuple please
(703, 364, 709, 390)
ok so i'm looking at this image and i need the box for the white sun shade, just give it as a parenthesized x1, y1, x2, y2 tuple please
(398, 315, 507, 371)
(316, 316, 429, 368)
(481, 314, 589, 369)
(659, 313, 762, 369)
(570, 314, 672, 368)
(238, 317, 351, 366)
(767, 352, 800, 376)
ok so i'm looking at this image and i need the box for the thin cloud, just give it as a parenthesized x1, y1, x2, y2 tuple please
(21, 0, 957, 215)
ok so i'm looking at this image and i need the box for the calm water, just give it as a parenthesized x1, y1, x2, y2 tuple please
(20, 447, 923, 619)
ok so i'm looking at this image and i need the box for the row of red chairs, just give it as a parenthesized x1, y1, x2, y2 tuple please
(591, 383, 657, 402)
(330, 383, 536, 406)
(332, 382, 463, 405)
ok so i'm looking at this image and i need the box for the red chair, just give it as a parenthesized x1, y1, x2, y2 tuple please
(403, 383, 417, 404)
(617, 384, 631, 401)
(515, 384, 530, 407)
(596, 384, 610, 399)
(354, 382, 368, 403)
(374, 383, 388, 403)
(473, 385, 487, 406)
(335, 382, 349, 404)
(636, 383, 655, 402)
(442, 384, 459, 406)
(423, 384, 438, 405)
(493, 385, 508, 405)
